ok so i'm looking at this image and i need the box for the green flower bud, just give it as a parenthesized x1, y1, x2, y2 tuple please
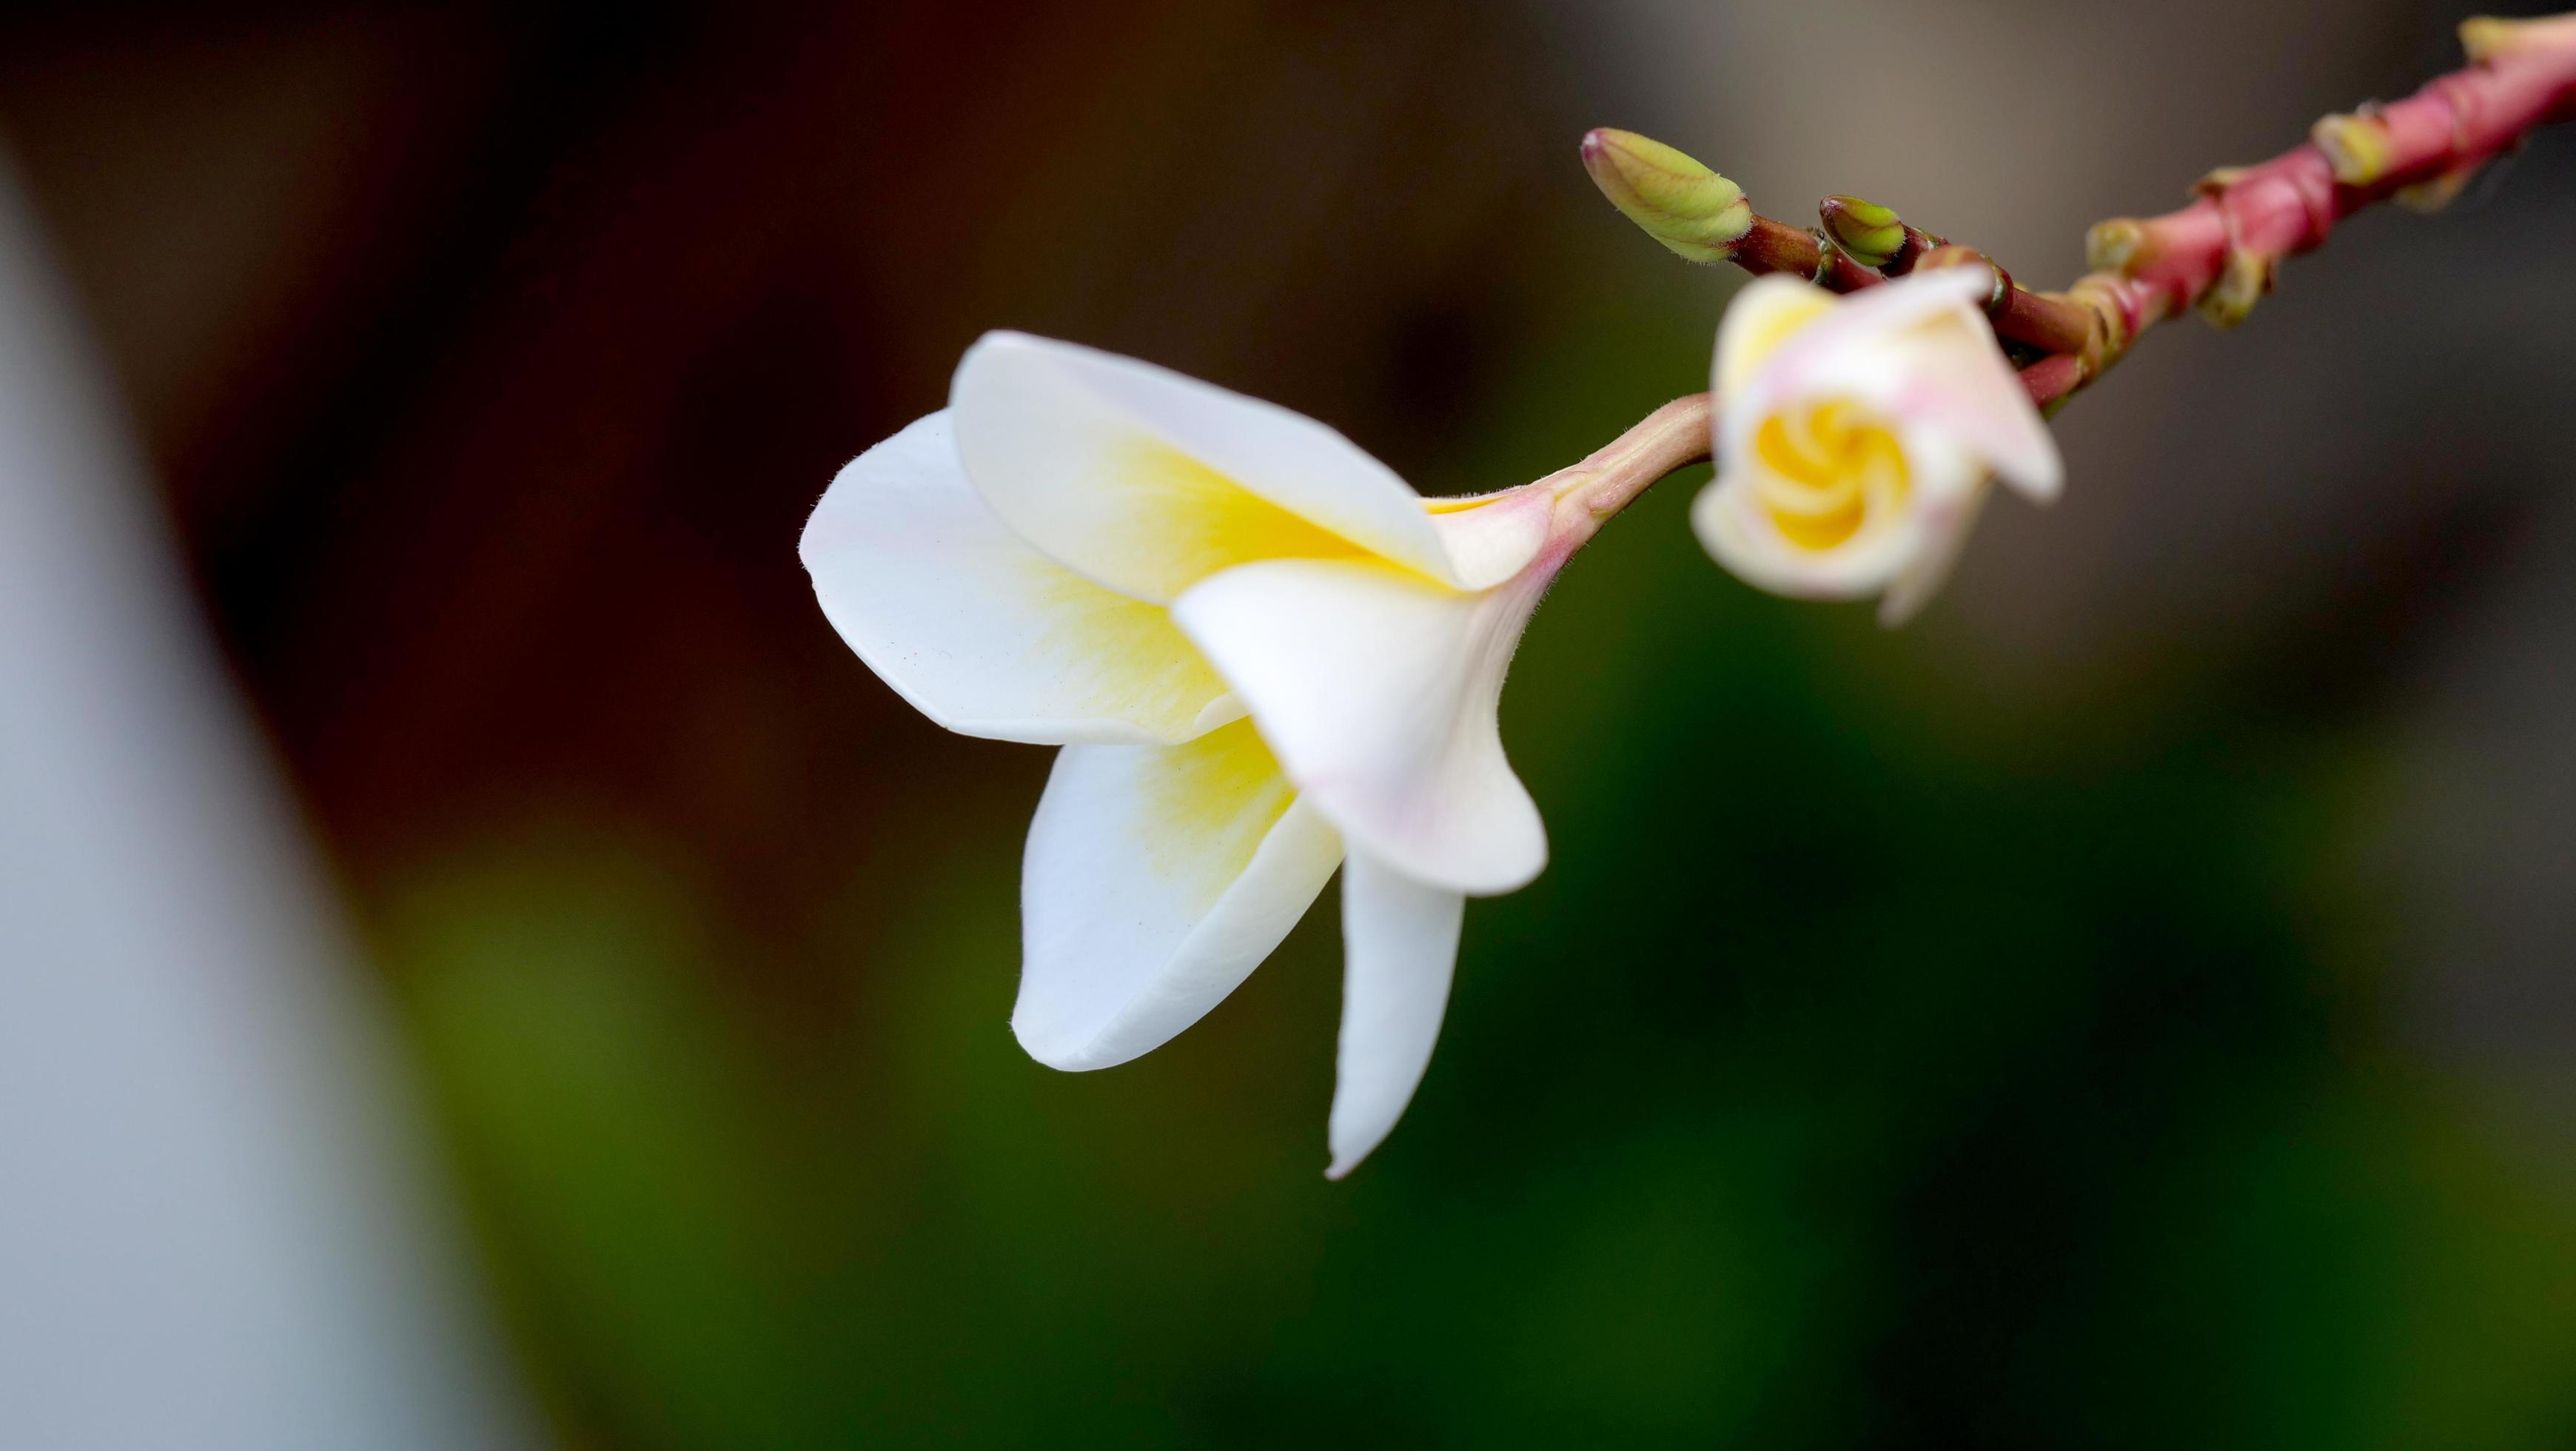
(2311, 112, 2393, 186)
(2196, 249, 2276, 329)
(2084, 218, 2150, 273)
(1579, 128, 1753, 264)
(1818, 195, 1905, 268)
(2461, 13, 2576, 64)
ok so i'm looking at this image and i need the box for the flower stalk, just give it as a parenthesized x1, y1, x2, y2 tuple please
(2084, 15, 2576, 342)
(1549, 393, 1716, 526)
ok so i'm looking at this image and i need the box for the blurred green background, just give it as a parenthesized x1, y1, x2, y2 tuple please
(10, 0, 2576, 1445)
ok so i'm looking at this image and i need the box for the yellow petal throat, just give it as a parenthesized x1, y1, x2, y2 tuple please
(1138, 717, 1301, 885)
(1750, 399, 1910, 554)
(1084, 438, 1380, 601)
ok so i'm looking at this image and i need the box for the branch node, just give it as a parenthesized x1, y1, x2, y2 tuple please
(2462, 13, 2576, 66)
(2194, 165, 2255, 198)
(2195, 249, 2277, 329)
(1915, 244, 2003, 305)
(2085, 218, 2150, 274)
(2395, 165, 2478, 212)
(2312, 110, 2395, 184)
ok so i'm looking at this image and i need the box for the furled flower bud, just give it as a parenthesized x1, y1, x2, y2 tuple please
(2461, 12, 2576, 64)
(1577, 128, 1753, 264)
(1819, 195, 1905, 269)
(1693, 270, 2064, 625)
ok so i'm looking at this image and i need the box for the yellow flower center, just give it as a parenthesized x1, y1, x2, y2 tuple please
(1750, 398, 1909, 553)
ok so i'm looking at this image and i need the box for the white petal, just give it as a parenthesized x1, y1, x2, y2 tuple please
(1690, 473, 1922, 600)
(1719, 267, 1985, 455)
(1840, 309, 2062, 503)
(951, 332, 1458, 603)
(1425, 485, 1554, 591)
(1876, 477, 1993, 626)
(1722, 266, 1991, 406)
(1799, 263, 1997, 346)
(1324, 851, 1463, 1179)
(802, 411, 1234, 745)
(1722, 269, 2061, 506)
(1173, 559, 1546, 896)
(1013, 720, 1344, 1070)
(1714, 274, 1840, 398)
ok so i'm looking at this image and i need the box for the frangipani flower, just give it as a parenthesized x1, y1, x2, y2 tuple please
(801, 332, 1573, 1175)
(1694, 267, 2064, 624)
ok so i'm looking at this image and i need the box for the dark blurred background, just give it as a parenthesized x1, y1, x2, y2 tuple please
(7, 0, 2576, 1444)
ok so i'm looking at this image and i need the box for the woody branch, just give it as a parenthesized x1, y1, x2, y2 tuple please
(1581, 12, 2576, 416)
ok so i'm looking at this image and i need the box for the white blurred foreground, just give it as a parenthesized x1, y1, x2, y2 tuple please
(0, 159, 529, 1450)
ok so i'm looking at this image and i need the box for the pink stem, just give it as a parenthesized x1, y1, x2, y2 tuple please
(1566, 16, 2576, 528)
(2099, 30, 2576, 329)
(1548, 393, 1716, 532)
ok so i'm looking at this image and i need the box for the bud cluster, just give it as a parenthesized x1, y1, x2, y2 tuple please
(1582, 130, 2114, 409)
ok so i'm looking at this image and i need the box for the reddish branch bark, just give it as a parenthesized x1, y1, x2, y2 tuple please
(1655, 13, 2576, 414)
(2083, 16, 2576, 340)
(1726, 208, 2100, 361)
